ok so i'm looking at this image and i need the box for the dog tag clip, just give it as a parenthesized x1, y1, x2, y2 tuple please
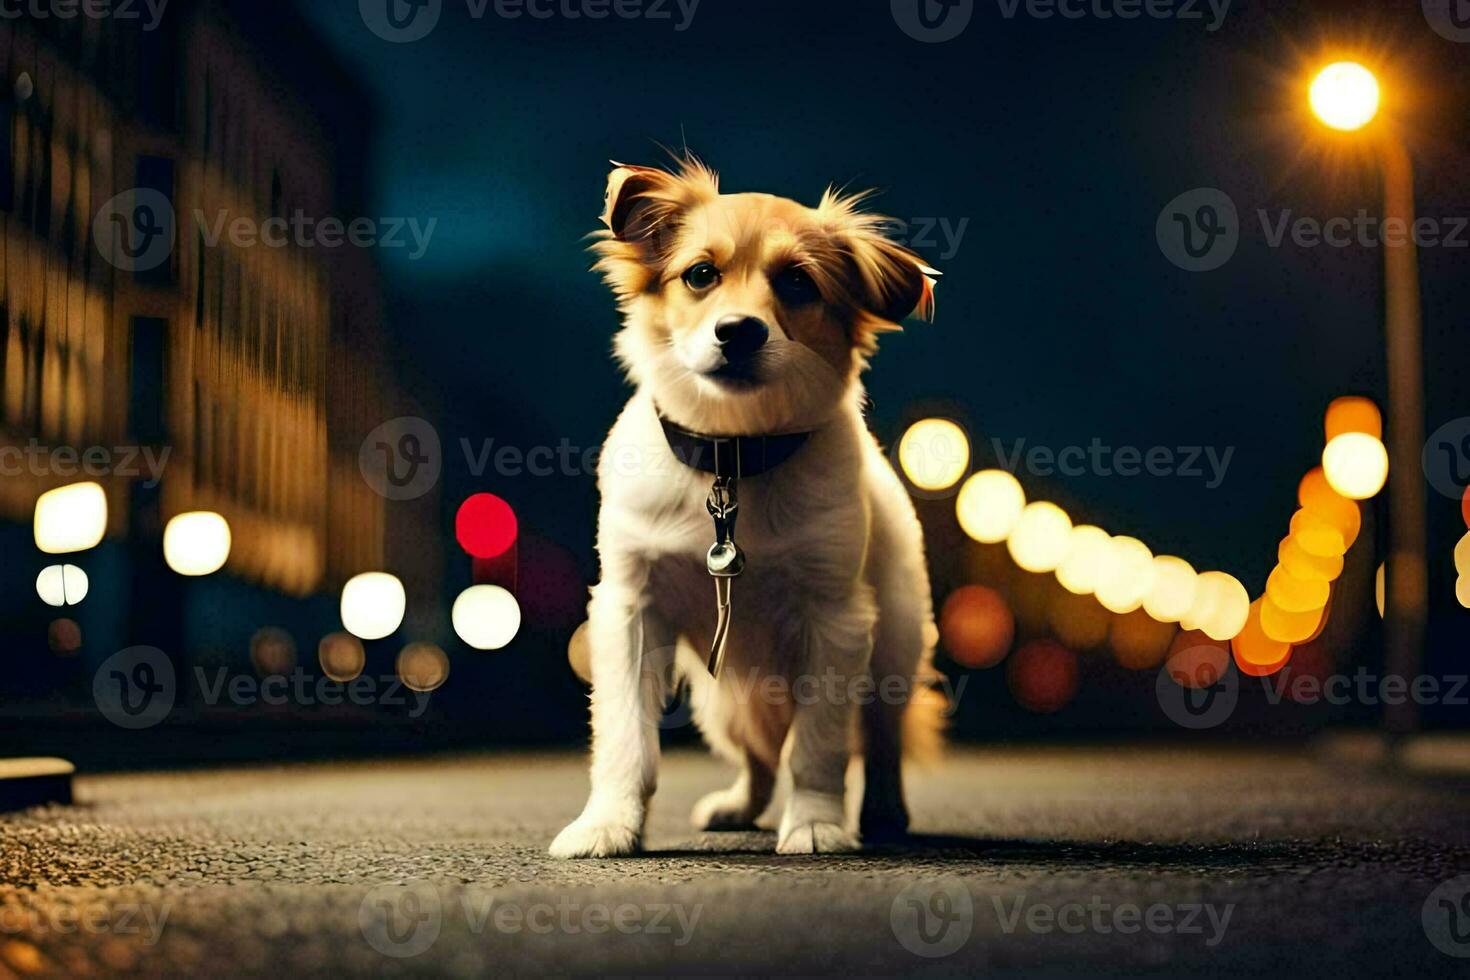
(705, 476, 743, 677)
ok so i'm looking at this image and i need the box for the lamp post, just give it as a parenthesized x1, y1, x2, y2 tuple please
(1307, 62, 1428, 738)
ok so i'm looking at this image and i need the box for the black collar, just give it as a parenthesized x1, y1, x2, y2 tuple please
(658, 414, 813, 479)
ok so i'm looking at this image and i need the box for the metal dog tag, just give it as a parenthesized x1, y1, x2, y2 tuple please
(705, 477, 744, 676)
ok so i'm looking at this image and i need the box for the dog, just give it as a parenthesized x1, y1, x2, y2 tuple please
(550, 158, 944, 858)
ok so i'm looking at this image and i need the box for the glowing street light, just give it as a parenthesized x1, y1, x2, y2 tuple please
(340, 572, 407, 641)
(452, 584, 522, 650)
(1303, 59, 1427, 732)
(1308, 61, 1380, 132)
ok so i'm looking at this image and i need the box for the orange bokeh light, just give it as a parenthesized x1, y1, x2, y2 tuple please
(1289, 509, 1347, 558)
(1163, 630, 1231, 689)
(1278, 536, 1343, 582)
(1324, 396, 1382, 441)
(1231, 598, 1292, 672)
(1259, 595, 1326, 644)
(939, 585, 1015, 669)
(1006, 639, 1080, 713)
(1298, 468, 1361, 547)
(1265, 564, 1330, 613)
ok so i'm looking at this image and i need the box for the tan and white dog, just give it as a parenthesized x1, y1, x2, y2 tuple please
(550, 158, 944, 858)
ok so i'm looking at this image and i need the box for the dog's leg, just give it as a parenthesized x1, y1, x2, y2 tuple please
(691, 745, 776, 831)
(550, 578, 674, 859)
(776, 593, 874, 854)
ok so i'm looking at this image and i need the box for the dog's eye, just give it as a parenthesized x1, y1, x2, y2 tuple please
(772, 266, 820, 305)
(681, 262, 722, 292)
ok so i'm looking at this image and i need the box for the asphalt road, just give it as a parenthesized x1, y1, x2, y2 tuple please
(2, 745, 1468, 978)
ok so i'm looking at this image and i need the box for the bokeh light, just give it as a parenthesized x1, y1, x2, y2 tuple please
(455, 493, 519, 559)
(1462, 484, 1470, 530)
(1231, 598, 1291, 672)
(955, 469, 1025, 543)
(567, 621, 593, 684)
(1289, 508, 1346, 558)
(47, 618, 82, 655)
(1323, 395, 1382, 441)
(1142, 555, 1197, 623)
(1164, 630, 1230, 689)
(1298, 468, 1360, 546)
(1006, 501, 1073, 573)
(452, 584, 522, 650)
(1455, 530, 1470, 575)
(898, 418, 970, 492)
(340, 572, 407, 640)
(1190, 572, 1250, 641)
(1047, 589, 1111, 651)
(1458, 576, 1470, 610)
(1308, 62, 1380, 132)
(319, 632, 366, 682)
(33, 481, 107, 554)
(1265, 564, 1330, 613)
(1006, 639, 1079, 713)
(1055, 524, 1111, 596)
(1278, 535, 1342, 582)
(163, 511, 233, 576)
(1094, 536, 1153, 615)
(397, 642, 450, 693)
(939, 585, 1014, 669)
(1259, 595, 1324, 644)
(249, 627, 297, 677)
(1321, 432, 1388, 501)
(35, 564, 88, 607)
(1374, 563, 1385, 619)
(1109, 609, 1176, 671)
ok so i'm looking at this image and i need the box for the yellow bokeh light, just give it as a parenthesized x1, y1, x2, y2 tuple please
(1321, 432, 1388, 501)
(1324, 396, 1382, 441)
(1143, 555, 1198, 624)
(1309, 61, 1381, 132)
(35, 564, 89, 607)
(163, 511, 233, 577)
(1298, 467, 1361, 547)
(1230, 598, 1291, 670)
(955, 469, 1026, 543)
(1055, 524, 1111, 596)
(397, 642, 450, 693)
(1189, 571, 1250, 641)
(319, 632, 366, 683)
(1458, 576, 1470, 610)
(1006, 501, 1073, 573)
(33, 482, 107, 555)
(898, 418, 970, 492)
(567, 621, 593, 684)
(1095, 536, 1154, 615)
(1278, 535, 1343, 582)
(1259, 594, 1325, 644)
(452, 584, 522, 650)
(1455, 530, 1470, 574)
(1289, 508, 1347, 558)
(1375, 563, 1385, 619)
(1265, 564, 1330, 613)
(340, 572, 407, 641)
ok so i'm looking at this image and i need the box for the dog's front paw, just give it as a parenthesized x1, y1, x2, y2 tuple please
(691, 787, 761, 831)
(776, 821, 860, 854)
(549, 817, 641, 859)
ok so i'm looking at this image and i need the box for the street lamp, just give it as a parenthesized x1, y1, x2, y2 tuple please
(1306, 60, 1428, 737)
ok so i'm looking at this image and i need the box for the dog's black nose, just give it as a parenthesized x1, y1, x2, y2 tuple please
(714, 315, 769, 360)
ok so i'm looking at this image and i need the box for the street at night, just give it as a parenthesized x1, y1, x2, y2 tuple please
(3, 746, 1469, 976)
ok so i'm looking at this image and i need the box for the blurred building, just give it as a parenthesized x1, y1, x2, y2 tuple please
(0, 1, 440, 676)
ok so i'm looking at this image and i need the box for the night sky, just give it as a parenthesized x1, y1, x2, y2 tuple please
(298, 0, 1469, 680)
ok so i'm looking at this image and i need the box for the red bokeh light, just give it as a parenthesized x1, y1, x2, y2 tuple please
(456, 493, 519, 559)
(1006, 639, 1079, 714)
(939, 585, 1014, 669)
(1462, 483, 1470, 530)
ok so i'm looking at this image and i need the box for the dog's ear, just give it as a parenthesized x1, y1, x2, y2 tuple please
(591, 159, 719, 302)
(843, 232, 938, 326)
(601, 163, 674, 244)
